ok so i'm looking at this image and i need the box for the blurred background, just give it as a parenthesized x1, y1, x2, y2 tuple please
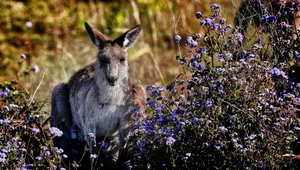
(0, 0, 241, 110)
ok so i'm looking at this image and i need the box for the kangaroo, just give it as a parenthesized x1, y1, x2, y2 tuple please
(234, 0, 299, 38)
(50, 22, 147, 164)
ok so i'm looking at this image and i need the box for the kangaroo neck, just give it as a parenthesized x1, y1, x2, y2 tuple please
(94, 75, 131, 105)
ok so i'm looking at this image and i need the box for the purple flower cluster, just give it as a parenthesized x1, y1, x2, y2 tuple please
(49, 127, 63, 137)
(174, 34, 181, 43)
(0, 91, 67, 169)
(195, 12, 203, 19)
(98, 141, 109, 150)
(184, 36, 198, 48)
(271, 67, 288, 79)
(128, 3, 300, 169)
(262, 15, 276, 24)
(0, 88, 10, 98)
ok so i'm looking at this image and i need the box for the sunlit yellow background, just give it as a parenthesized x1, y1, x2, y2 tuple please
(0, 0, 243, 110)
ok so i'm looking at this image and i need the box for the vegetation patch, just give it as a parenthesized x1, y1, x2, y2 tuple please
(0, 1, 300, 170)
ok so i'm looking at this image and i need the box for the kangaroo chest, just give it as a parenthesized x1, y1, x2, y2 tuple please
(87, 102, 130, 136)
(75, 84, 133, 137)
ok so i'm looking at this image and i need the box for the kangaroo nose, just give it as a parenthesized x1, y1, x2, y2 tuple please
(106, 64, 118, 86)
(107, 76, 118, 85)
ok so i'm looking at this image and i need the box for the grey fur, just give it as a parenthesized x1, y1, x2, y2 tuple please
(50, 22, 146, 163)
(50, 83, 74, 161)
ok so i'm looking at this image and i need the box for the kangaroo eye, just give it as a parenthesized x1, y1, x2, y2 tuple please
(120, 58, 126, 62)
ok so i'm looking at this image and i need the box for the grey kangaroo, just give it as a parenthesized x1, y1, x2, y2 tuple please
(50, 22, 147, 164)
(235, 0, 299, 38)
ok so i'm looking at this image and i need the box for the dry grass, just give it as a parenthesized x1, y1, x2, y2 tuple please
(0, 0, 242, 111)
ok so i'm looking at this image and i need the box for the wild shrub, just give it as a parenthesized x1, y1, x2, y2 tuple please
(127, 3, 300, 170)
(0, 60, 68, 169)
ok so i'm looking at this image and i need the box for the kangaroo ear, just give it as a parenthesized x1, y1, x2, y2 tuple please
(85, 22, 108, 47)
(115, 25, 142, 49)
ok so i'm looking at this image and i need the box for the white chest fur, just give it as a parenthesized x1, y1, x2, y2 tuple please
(71, 81, 133, 140)
(88, 103, 129, 136)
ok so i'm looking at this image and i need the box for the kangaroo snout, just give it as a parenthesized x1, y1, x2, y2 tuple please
(107, 75, 118, 85)
(106, 64, 119, 86)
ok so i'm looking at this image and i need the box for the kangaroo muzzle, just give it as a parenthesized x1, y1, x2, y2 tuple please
(106, 64, 118, 86)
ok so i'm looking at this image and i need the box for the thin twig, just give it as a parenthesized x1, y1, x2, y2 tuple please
(13, 80, 30, 97)
(190, 0, 200, 10)
(219, 98, 282, 139)
(29, 68, 47, 106)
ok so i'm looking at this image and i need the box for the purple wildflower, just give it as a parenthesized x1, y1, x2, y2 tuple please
(294, 51, 300, 60)
(0, 88, 10, 98)
(197, 47, 207, 54)
(155, 106, 163, 113)
(98, 141, 109, 150)
(146, 85, 154, 91)
(184, 36, 193, 46)
(262, 15, 268, 24)
(25, 21, 32, 28)
(176, 121, 185, 129)
(237, 33, 244, 43)
(35, 155, 43, 161)
(221, 24, 232, 33)
(0, 152, 6, 163)
(32, 65, 39, 73)
(205, 18, 214, 25)
(31, 128, 40, 134)
(62, 154, 68, 159)
(157, 117, 166, 125)
(210, 3, 221, 9)
(231, 138, 237, 143)
(55, 147, 64, 154)
(147, 100, 158, 108)
(195, 33, 201, 39)
(219, 126, 228, 132)
(25, 164, 33, 168)
(166, 136, 176, 146)
(205, 100, 213, 109)
(166, 83, 175, 90)
(271, 67, 288, 78)
(190, 40, 198, 48)
(174, 34, 181, 43)
(257, 39, 262, 44)
(268, 15, 276, 24)
(195, 12, 203, 19)
(49, 127, 63, 137)
(20, 54, 27, 59)
(210, 23, 220, 30)
(130, 105, 141, 113)
(169, 113, 177, 121)
(90, 154, 97, 159)
(193, 117, 202, 124)
(137, 141, 146, 148)
(230, 114, 236, 120)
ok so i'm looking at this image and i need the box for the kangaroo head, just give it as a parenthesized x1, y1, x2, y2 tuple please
(85, 22, 141, 86)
